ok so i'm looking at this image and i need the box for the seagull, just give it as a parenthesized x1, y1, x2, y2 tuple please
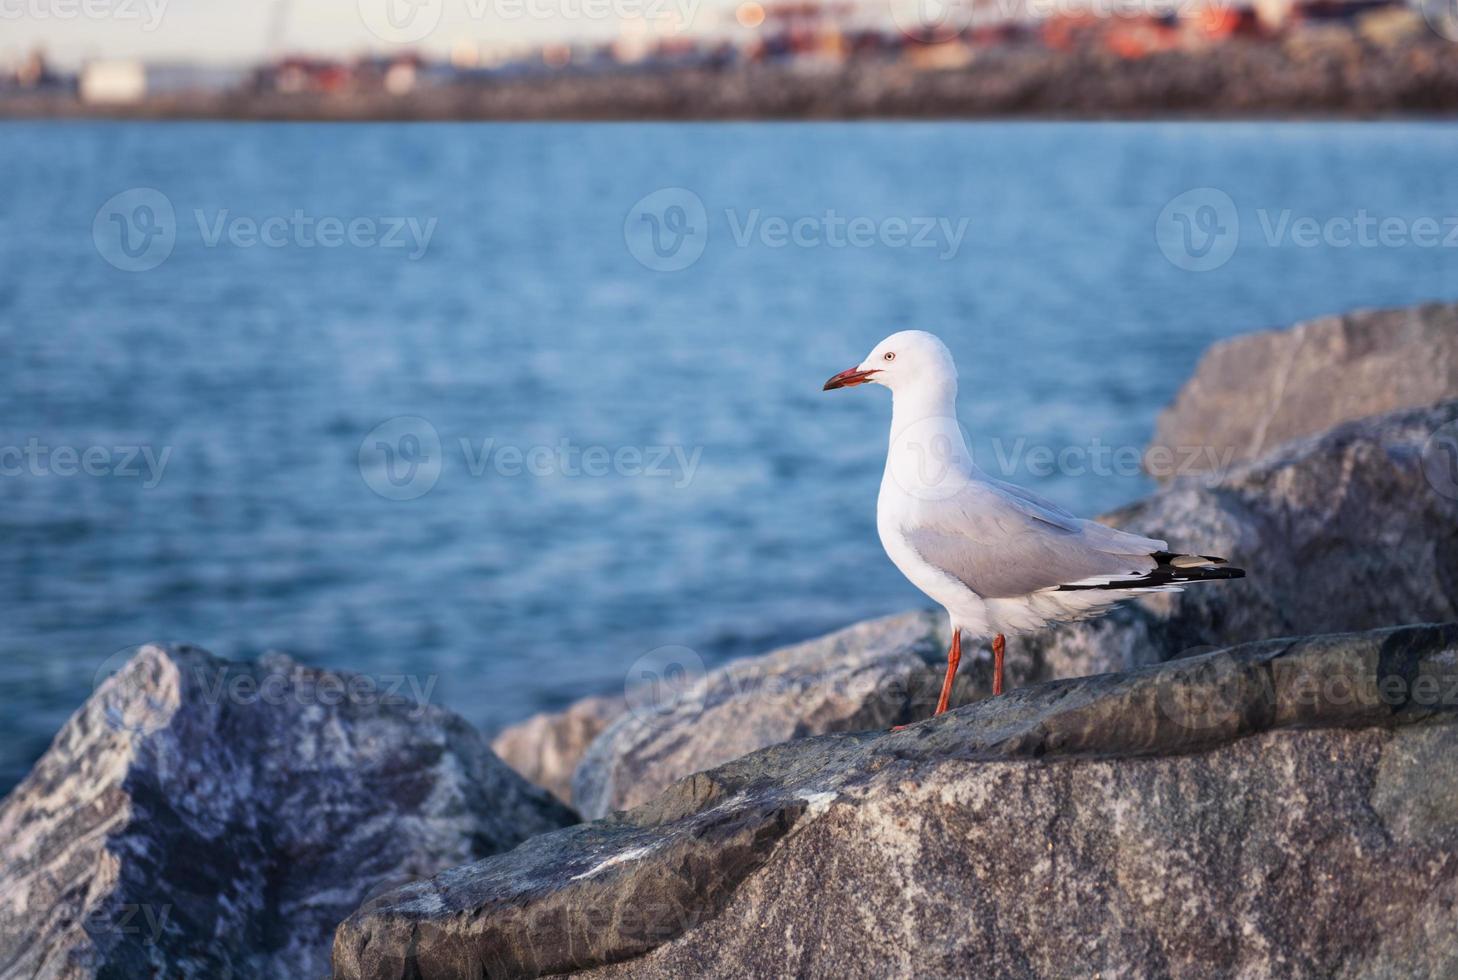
(823, 330, 1244, 718)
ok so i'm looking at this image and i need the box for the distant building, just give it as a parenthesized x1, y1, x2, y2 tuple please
(79, 61, 146, 104)
(15, 48, 59, 89)
(80, 60, 244, 104)
(384, 59, 419, 95)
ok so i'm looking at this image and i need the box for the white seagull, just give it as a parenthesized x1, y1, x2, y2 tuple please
(823, 330, 1244, 717)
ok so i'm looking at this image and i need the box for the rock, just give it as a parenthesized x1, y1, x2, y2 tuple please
(570, 401, 1458, 820)
(332, 622, 1458, 980)
(1017, 399, 1458, 686)
(0, 645, 575, 980)
(490, 695, 626, 805)
(571, 610, 972, 820)
(1148, 302, 1458, 479)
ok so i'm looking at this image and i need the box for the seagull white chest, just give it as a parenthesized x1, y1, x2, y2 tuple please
(876, 475, 993, 636)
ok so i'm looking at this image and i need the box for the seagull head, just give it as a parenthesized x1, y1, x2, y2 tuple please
(822, 330, 957, 393)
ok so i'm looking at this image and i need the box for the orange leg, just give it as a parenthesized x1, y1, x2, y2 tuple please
(992, 633, 1005, 696)
(933, 630, 962, 715)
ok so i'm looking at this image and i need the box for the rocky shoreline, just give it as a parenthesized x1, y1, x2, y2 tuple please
(2, 301, 1456, 978)
(6, 39, 1458, 121)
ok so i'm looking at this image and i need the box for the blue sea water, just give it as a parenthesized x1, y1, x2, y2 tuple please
(1, 121, 1455, 792)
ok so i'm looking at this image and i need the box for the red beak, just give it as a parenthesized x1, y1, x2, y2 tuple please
(823, 367, 879, 391)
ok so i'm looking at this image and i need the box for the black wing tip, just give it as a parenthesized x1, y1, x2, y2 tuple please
(1151, 551, 1247, 583)
(1056, 552, 1247, 592)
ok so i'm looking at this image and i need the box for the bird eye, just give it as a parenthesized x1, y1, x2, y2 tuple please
(883, 352, 895, 361)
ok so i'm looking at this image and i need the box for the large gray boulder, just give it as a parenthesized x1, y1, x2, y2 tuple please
(1147, 301, 1458, 480)
(571, 400, 1458, 819)
(490, 694, 625, 806)
(0, 645, 575, 980)
(571, 610, 968, 819)
(333, 622, 1458, 980)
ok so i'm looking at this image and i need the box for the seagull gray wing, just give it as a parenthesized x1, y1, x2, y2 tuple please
(900, 479, 1166, 599)
(979, 476, 1082, 532)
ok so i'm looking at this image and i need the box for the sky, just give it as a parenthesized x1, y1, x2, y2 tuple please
(3, 0, 746, 69)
